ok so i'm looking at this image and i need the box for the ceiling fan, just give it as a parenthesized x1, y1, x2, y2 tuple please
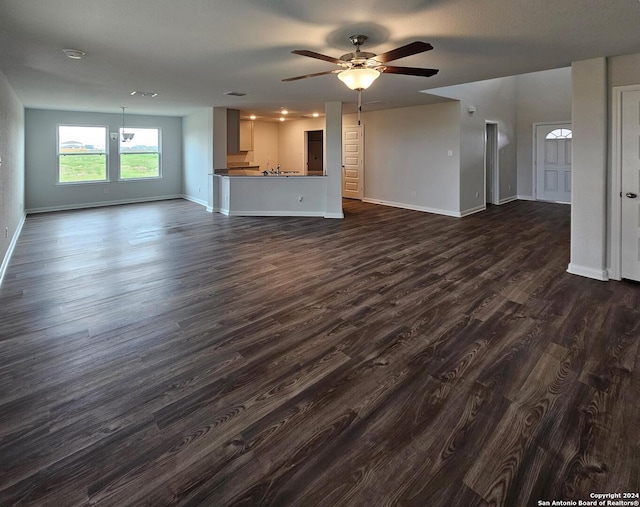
(282, 35, 439, 91)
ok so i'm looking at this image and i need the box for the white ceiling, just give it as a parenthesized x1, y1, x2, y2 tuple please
(1, 0, 639, 119)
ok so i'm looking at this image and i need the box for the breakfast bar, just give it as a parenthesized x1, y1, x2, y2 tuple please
(208, 172, 332, 217)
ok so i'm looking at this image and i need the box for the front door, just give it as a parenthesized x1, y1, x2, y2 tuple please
(535, 123, 572, 203)
(621, 90, 640, 281)
(342, 125, 363, 199)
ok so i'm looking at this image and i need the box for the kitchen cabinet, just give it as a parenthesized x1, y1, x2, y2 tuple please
(239, 120, 254, 151)
(227, 109, 253, 153)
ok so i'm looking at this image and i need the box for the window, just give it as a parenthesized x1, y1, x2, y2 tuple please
(119, 127, 161, 179)
(546, 128, 572, 139)
(58, 125, 108, 183)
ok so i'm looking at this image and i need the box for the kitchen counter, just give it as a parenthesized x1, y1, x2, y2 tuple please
(214, 169, 319, 177)
(214, 166, 260, 175)
(209, 172, 328, 217)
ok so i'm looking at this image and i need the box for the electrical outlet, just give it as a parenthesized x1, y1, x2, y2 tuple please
(298, 196, 303, 202)
(508, 184, 512, 191)
(475, 192, 480, 199)
(411, 191, 416, 198)
(198, 187, 201, 193)
(447, 150, 453, 157)
(5, 227, 8, 239)
(103, 188, 109, 194)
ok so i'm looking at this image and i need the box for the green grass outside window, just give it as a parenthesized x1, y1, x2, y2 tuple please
(59, 154, 107, 182)
(58, 153, 160, 182)
(120, 153, 160, 179)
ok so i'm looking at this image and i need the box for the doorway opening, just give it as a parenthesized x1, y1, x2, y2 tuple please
(485, 122, 499, 205)
(305, 130, 324, 175)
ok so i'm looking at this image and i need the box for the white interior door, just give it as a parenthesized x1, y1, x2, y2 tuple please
(535, 123, 572, 203)
(621, 90, 640, 281)
(342, 125, 363, 199)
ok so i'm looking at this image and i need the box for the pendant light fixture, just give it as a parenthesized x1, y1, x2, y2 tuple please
(120, 107, 134, 142)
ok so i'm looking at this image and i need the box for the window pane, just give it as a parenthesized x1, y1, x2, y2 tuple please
(120, 127, 161, 179)
(59, 154, 107, 182)
(59, 126, 106, 153)
(545, 128, 573, 140)
(58, 125, 107, 183)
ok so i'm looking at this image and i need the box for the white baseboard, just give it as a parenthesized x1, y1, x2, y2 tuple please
(223, 210, 326, 217)
(460, 205, 486, 217)
(324, 212, 344, 219)
(26, 194, 184, 214)
(567, 263, 609, 281)
(0, 212, 27, 288)
(498, 195, 518, 205)
(182, 194, 208, 208)
(363, 198, 461, 218)
(517, 195, 536, 201)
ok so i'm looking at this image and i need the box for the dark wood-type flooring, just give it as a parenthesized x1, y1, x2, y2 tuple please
(0, 199, 638, 506)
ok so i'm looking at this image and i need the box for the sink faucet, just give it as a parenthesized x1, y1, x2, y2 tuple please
(277, 164, 281, 175)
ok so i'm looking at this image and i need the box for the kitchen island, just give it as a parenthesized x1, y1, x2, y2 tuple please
(208, 172, 341, 218)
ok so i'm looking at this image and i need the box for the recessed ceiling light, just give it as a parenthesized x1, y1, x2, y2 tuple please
(63, 48, 85, 60)
(312, 113, 319, 118)
(130, 91, 158, 97)
(279, 117, 285, 122)
(249, 115, 257, 120)
(281, 109, 288, 115)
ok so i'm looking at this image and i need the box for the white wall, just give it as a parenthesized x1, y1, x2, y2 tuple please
(609, 52, 640, 87)
(515, 68, 572, 198)
(25, 109, 182, 212)
(253, 121, 280, 171)
(430, 76, 519, 213)
(183, 108, 212, 206)
(0, 70, 25, 283)
(277, 117, 325, 172)
(344, 102, 461, 216)
(569, 57, 608, 280)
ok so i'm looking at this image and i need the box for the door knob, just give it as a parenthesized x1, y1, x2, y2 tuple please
(626, 192, 638, 198)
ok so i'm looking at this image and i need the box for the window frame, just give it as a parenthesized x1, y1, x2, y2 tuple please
(56, 124, 109, 185)
(118, 127, 162, 181)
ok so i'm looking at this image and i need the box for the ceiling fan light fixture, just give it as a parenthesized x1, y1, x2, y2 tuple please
(338, 68, 380, 91)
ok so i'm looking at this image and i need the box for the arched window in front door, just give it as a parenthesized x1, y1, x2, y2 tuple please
(546, 128, 572, 139)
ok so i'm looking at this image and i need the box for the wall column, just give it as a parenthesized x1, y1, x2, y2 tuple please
(324, 101, 343, 218)
(568, 57, 608, 280)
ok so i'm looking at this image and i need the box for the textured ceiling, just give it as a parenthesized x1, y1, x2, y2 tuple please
(0, 0, 639, 118)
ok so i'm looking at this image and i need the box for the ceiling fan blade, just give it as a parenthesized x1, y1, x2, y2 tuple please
(282, 69, 339, 82)
(382, 65, 439, 77)
(291, 50, 344, 64)
(375, 42, 433, 63)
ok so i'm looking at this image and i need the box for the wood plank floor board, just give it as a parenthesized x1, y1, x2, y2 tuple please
(0, 198, 637, 506)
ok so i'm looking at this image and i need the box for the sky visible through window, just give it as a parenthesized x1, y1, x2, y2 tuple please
(58, 126, 158, 150)
(120, 128, 158, 149)
(59, 126, 106, 150)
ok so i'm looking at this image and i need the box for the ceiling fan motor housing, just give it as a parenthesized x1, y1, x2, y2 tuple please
(339, 51, 380, 68)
